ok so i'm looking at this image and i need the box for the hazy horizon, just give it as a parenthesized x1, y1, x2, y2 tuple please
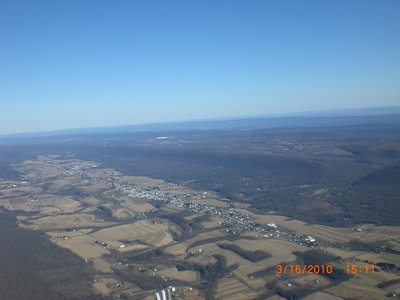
(1, 104, 400, 137)
(1, 0, 399, 134)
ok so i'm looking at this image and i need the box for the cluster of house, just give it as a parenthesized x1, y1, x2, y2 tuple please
(113, 181, 322, 249)
(94, 240, 112, 249)
(50, 235, 70, 243)
(53, 161, 322, 250)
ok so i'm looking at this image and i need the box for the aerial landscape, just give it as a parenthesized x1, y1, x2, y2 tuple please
(1, 114, 400, 299)
(1, 0, 399, 299)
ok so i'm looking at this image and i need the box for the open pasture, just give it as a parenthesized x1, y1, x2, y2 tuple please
(31, 213, 116, 230)
(158, 267, 199, 282)
(118, 175, 165, 187)
(117, 242, 150, 253)
(215, 277, 257, 300)
(192, 197, 229, 208)
(91, 257, 114, 273)
(200, 216, 225, 229)
(326, 274, 391, 300)
(56, 234, 111, 261)
(0, 185, 43, 199)
(75, 181, 111, 194)
(90, 220, 173, 247)
(164, 229, 225, 256)
(112, 208, 132, 219)
(123, 201, 155, 213)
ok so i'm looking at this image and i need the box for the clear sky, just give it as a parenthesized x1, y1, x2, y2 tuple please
(1, 0, 399, 134)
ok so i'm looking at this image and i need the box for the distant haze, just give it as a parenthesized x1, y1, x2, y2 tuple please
(1, 0, 399, 134)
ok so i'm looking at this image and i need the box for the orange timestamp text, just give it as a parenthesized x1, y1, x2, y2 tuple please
(345, 263, 375, 274)
(276, 263, 333, 275)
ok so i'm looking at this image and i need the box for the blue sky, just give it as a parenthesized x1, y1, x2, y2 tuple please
(1, 0, 399, 134)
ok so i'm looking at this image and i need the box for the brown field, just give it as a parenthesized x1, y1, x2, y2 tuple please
(30, 213, 116, 230)
(90, 220, 173, 247)
(233, 202, 251, 209)
(379, 253, 400, 266)
(1, 196, 38, 212)
(93, 277, 116, 295)
(56, 234, 110, 261)
(158, 267, 199, 282)
(254, 214, 354, 243)
(0, 194, 82, 214)
(91, 168, 123, 178)
(324, 247, 363, 259)
(215, 277, 257, 300)
(124, 201, 155, 213)
(0, 186, 43, 199)
(91, 257, 113, 273)
(355, 252, 400, 266)
(75, 182, 111, 194)
(112, 208, 132, 219)
(14, 160, 60, 179)
(303, 291, 343, 300)
(188, 252, 219, 266)
(34, 195, 82, 213)
(164, 230, 225, 256)
(192, 198, 229, 208)
(352, 224, 400, 243)
(326, 276, 389, 300)
(160, 204, 186, 214)
(181, 290, 206, 300)
(44, 178, 82, 192)
(325, 259, 399, 300)
(184, 213, 205, 221)
(118, 175, 165, 187)
(81, 197, 101, 205)
(292, 273, 330, 289)
(163, 182, 193, 194)
(201, 216, 225, 229)
(46, 229, 89, 239)
(265, 295, 286, 300)
(117, 243, 150, 253)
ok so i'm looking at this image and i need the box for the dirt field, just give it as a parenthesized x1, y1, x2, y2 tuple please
(326, 276, 388, 300)
(303, 291, 343, 300)
(91, 257, 113, 273)
(112, 208, 132, 219)
(117, 243, 150, 253)
(215, 277, 258, 300)
(201, 216, 225, 229)
(164, 229, 225, 256)
(158, 267, 199, 282)
(92, 276, 141, 296)
(118, 175, 165, 187)
(324, 247, 363, 259)
(56, 234, 110, 261)
(124, 201, 155, 213)
(30, 213, 116, 230)
(192, 198, 229, 208)
(90, 220, 173, 247)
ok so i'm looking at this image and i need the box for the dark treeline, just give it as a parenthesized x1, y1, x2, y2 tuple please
(218, 243, 271, 262)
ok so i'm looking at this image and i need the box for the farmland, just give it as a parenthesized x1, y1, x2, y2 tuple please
(0, 154, 399, 300)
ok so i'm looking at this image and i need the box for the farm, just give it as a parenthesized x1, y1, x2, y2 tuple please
(0, 155, 399, 299)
